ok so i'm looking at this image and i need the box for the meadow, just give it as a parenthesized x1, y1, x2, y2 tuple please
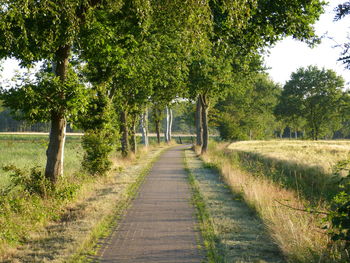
(228, 140, 350, 173)
(197, 140, 350, 262)
(0, 134, 83, 189)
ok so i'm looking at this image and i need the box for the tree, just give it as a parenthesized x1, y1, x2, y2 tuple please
(215, 74, 280, 140)
(0, 0, 114, 183)
(279, 66, 344, 140)
(335, 2, 350, 69)
(187, 0, 326, 153)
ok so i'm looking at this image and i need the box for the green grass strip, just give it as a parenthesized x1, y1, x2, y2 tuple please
(184, 150, 223, 263)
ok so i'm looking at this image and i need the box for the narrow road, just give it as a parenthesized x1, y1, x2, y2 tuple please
(99, 146, 204, 263)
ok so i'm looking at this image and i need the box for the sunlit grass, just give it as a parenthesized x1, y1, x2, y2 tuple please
(228, 140, 350, 173)
(203, 144, 330, 263)
(0, 134, 83, 188)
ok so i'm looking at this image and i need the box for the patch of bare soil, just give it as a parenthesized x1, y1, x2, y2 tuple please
(185, 149, 285, 263)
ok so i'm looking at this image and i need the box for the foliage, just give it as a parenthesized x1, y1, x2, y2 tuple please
(81, 129, 115, 176)
(215, 74, 280, 140)
(2, 164, 52, 197)
(78, 87, 118, 176)
(276, 66, 345, 140)
(0, 68, 88, 122)
(326, 160, 350, 250)
(335, 1, 350, 69)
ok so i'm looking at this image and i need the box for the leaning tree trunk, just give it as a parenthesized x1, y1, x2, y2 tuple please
(195, 96, 203, 146)
(120, 110, 129, 157)
(199, 94, 209, 154)
(45, 45, 70, 184)
(140, 109, 149, 147)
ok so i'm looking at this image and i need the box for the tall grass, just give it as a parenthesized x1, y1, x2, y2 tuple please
(0, 134, 83, 188)
(201, 142, 347, 262)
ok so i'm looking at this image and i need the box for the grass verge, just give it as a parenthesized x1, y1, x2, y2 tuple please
(1, 144, 169, 262)
(184, 150, 220, 263)
(184, 147, 284, 263)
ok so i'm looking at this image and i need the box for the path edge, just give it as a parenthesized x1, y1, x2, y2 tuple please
(66, 146, 170, 263)
(184, 148, 222, 263)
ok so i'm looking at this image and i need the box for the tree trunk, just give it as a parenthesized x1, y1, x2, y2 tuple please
(130, 117, 137, 154)
(169, 107, 173, 142)
(120, 110, 129, 157)
(200, 94, 209, 154)
(44, 45, 70, 183)
(164, 106, 169, 143)
(45, 113, 66, 183)
(195, 96, 203, 146)
(295, 129, 298, 139)
(140, 110, 149, 147)
(155, 119, 161, 144)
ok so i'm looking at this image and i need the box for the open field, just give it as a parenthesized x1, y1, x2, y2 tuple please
(0, 134, 83, 189)
(198, 141, 350, 262)
(228, 140, 350, 173)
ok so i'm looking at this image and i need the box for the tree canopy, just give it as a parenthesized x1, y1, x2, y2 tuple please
(277, 66, 345, 140)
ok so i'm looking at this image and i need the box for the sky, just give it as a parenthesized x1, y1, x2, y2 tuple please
(1, 1, 350, 88)
(264, 0, 350, 87)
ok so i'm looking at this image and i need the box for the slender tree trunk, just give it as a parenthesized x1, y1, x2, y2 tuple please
(200, 94, 209, 154)
(45, 45, 70, 183)
(120, 110, 129, 157)
(295, 129, 298, 139)
(164, 106, 169, 143)
(130, 117, 137, 154)
(140, 109, 149, 147)
(289, 127, 291, 139)
(195, 96, 203, 146)
(169, 107, 173, 142)
(155, 119, 161, 144)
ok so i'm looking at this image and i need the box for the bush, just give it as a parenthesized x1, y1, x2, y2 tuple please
(326, 160, 350, 251)
(82, 129, 117, 176)
(2, 164, 52, 197)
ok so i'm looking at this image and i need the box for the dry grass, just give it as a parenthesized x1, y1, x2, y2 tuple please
(185, 149, 285, 263)
(201, 142, 337, 263)
(228, 140, 350, 173)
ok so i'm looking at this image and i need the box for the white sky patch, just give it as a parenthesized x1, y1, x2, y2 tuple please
(265, 0, 350, 87)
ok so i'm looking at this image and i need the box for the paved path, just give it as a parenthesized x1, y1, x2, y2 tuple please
(99, 146, 204, 263)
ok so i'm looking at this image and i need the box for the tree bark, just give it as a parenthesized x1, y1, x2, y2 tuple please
(130, 117, 137, 154)
(164, 106, 169, 143)
(120, 110, 129, 157)
(195, 96, 203, 146)
(200, 94, 209, 154)
(140, 109, 149, 147)
(44, 45, 70, 183)
(169, 107, 173, 142)
(45, 112, 66, 183)
(155, 119, 161, 144)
